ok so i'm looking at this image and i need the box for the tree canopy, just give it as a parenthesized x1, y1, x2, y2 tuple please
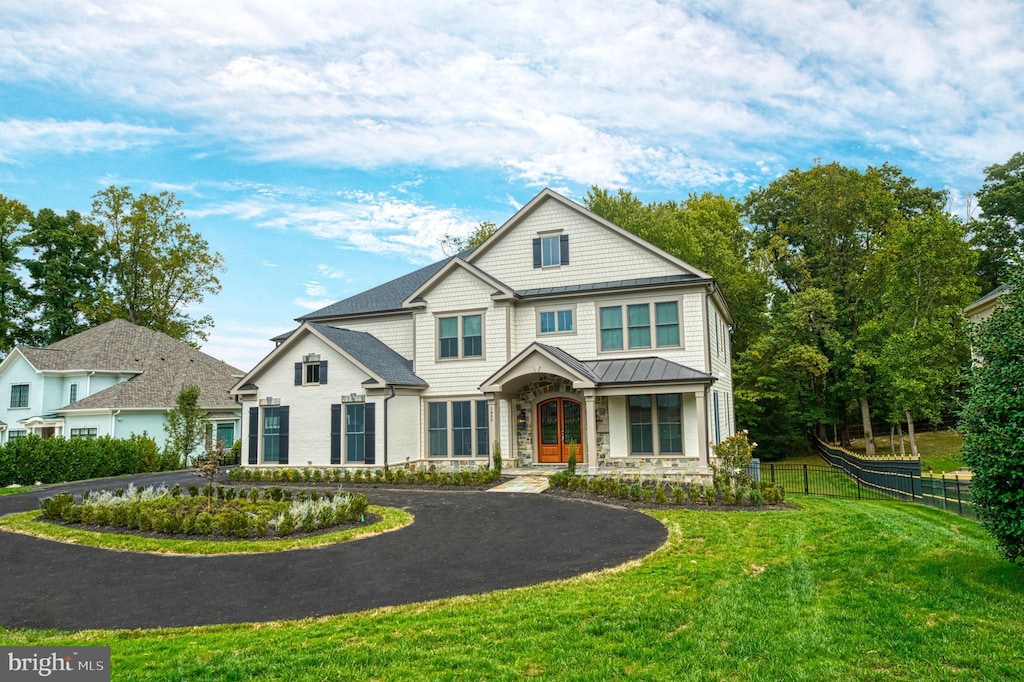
(89, 186, 224, 345)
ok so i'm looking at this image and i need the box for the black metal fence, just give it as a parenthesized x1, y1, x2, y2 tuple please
(751, 437, 977, 518)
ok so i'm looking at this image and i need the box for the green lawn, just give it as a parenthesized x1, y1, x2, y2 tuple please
(0, 485, 32, 496)
(848, 429, 966, 474)
(1, 497, 1021, 681)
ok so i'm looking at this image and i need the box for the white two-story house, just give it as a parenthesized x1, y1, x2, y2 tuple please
(233, 189, 734, 475)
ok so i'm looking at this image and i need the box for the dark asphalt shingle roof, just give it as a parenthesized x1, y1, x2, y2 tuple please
(310, 323, 426, 386)
(297, 258, 452, 321)
(17, 319, 245, 410)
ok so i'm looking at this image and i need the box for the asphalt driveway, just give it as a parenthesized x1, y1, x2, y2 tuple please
(0, 472, 667, 630)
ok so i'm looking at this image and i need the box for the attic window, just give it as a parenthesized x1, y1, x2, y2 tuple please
(532, 233, 569, 268)
(295, 359, 328, 386)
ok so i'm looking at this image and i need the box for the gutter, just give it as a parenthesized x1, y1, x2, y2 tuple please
(383, 385, 397, 471)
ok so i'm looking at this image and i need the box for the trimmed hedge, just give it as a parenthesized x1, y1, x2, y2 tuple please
(547, 472, 786, 507)
(228, 466, 501, 487)
(0, 434, 173, 487)
(40, 484, 371, 538)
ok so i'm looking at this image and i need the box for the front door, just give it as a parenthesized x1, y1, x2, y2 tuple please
(537, 398, 583, 463)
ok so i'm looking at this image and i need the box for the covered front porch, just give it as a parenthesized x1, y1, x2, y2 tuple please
(480, 342, 715, 476)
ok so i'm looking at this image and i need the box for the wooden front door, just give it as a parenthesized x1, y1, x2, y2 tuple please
(537, 398, 583, 463)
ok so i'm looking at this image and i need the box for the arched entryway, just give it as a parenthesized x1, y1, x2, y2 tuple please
(537, 397, 583, 463)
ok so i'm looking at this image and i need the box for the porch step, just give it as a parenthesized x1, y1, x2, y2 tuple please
(488, 475, 550, 494)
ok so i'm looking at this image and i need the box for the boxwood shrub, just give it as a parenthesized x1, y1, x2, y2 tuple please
(39, 484, 371, 538)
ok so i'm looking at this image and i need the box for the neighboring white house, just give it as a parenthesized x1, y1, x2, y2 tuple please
(0, 319, 245, 453)
(964, 284, 1008, 324)
(233, 188, 735, 475)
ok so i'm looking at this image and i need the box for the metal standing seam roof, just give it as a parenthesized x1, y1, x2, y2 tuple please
(309, 323, 427, 386)
(532, 342, 713, 386)
(515, 274, 706, 298)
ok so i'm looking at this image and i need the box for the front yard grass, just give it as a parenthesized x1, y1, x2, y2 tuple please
(1, 496, 1021, 680)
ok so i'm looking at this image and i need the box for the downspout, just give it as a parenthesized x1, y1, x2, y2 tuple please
(111, 409, 121, 438)
(383, 385, 397, 471)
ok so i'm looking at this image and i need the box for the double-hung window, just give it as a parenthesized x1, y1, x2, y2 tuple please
(438, 314, 483, 359)
(533, 233, 569, 268)
(69, 383, 78, 404)
(10, 384, 28, 408)
(428, 400, 490, 458)
(599, 301, 681, 352)
(628, 394, 684, 455)
(345, 404, 365, 463)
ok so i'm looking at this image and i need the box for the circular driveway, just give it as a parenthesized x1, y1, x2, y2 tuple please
(0, 472, 667, 630)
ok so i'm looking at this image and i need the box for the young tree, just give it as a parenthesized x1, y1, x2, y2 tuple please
(164, 384, 206, 467)
(0, 194, 34, 352)
(90, 186, 224, 345)
(23, 208, 106, 345)
(959, 263, 1024, 562)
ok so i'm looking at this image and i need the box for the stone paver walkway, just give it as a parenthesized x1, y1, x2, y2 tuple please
(488, 475, 550, 493)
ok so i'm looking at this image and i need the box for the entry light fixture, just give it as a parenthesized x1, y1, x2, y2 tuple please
(517, 409, 527, 431)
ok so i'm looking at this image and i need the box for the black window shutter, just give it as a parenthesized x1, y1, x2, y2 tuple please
(294, 362, 302, 385)
(248, 407, 259, 465)
(532, 238, 541, 268)
(278, 406, 290, 465)
(330, 404, 342, 465)
(319, 360, 328, 384)
(560, 234, 569, 265)
(364, 403, 376, 465)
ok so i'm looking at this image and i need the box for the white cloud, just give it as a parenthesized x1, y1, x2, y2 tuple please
(0, 118, 176, 163)
(2, 0, 1022, 191)
(195, 184, 477, 263)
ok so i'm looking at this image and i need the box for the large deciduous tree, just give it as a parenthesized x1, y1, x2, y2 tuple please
(23, 208, 106, 345)
(972, 151, 1024, 293)
(743, 161, 946, 454)
(90, 186, 224, 345)
(0, 194, 34, 352)
(863, 211, 978, 455)
(959, 263, 1024, 562)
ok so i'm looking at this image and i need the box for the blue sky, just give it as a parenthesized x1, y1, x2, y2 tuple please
(2, 0, 1022, 370)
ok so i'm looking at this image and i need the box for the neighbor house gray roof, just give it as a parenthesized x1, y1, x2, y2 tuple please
(298, 258, 453, 321)
(533, 342, 713, 386)
(310, 323, 427, 386)
(17, 319, 245, 411)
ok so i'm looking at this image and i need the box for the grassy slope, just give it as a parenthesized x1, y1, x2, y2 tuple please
(1, 497, 1021, 681)
(847, 430, 965, 474)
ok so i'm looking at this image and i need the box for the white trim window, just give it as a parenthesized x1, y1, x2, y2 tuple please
(10, 384, 29, 408)
(628, 394, 684, 455)
(427, 400, 490, 457)
(7, 429, 27, 441)
(70, 427, 98, 439)
(437, 313, 484, 359)
(600, 300, 681, 352)
(538, 307, 575, 335)
(69, 383, 78, 404)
